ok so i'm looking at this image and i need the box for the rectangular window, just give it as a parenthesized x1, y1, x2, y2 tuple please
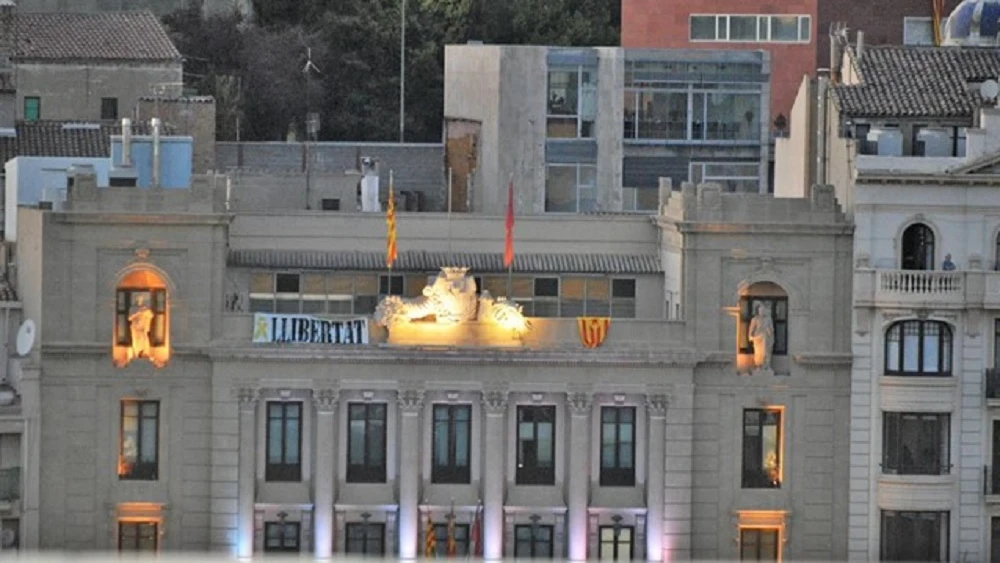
(264, 521, 300, 553)
(119, 400, 159, 480)
(612, 279, 636, 318)
(599, 525, 634, 560)
(880, 510, 949, 561)
(882, 412, 950, 475)
(320, 198, 341, 211)
(118, 521, 157, 552)
(514, 524, 554, 558)
(742, 408, 781, 488)
(116, 288, 167, 347)
(690, 16, 717, 40)
(904, 17, 936, 46)
(740, 528, 778, 561)
(600, 406, 635, 487)
(23, 97, 39, 121)
(516, 405, 556, 485)
(266, 402, 302, 481)
(379, 274, 404, 296)
(347, 402, 387, 483)
(691, 162, 760, 193)
(690, 15, 810, 43)
(433, 523, 470, 556)
(249, 272, 399, 315)
(545, 163, 598, 213)
(547, 66, 596, 139)
(101, 97, 119, 120)
(532, 277, 560, 317)
(432, 404, 472, 484)
(346, 522, 385, 555)
(991, 517, 1000, 563)
(0, 518, 18, 551)
(739, 296, 788, 355)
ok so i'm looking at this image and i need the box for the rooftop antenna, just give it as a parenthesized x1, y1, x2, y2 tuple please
(302, 46, 322, 209)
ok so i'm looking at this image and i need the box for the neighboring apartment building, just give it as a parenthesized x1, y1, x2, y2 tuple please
(1, 114, 852, 559)
(774, 6, 1000, 559)
(444, 45, 772, 213)
(621, 0, 962, 137)
(8, 11, 182, 122)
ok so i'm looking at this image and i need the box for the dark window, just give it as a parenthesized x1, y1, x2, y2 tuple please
(599, 525, 634, 560)
(432, 404, 471, 484)
(118, 521, 157, 552)
(120, 400, 159, 480)
(991, 517, 1000, 563)
(517, 405, 556, 485)
(321, 198, 341, 211)
(880, 510, 949, 561)
(379, 274, 404, 296)
(742, 409, 781, 488)
(274, 273, 300, 314)
(115, 288, 167, 346)
(882, 412, 949, 475)
(264, 522, 300, 553)
(346, 522, 385, 555)
(347, 402, 387, 483)
(433, 523, 469, 556)
(901, 223, 935, 270)
(533, 278, 560, 317)
(266, 402, 302, 481)
(740, 528, 778, 561)
(101, 97, 119, 120)
(514, 524, 554, 558)
(600, 406, 635, 486)
(884, 320, 952, 376)
(611, 279, 636, 318)
(23, 97, 39, 121)
(739, 296, 788, 355)
(995, 233, 1000, 271)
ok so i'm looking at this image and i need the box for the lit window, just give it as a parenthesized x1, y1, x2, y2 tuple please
(742, 408, 781, 488)
(113, 269, 169, 368)
(739, 293, 788, 356)
(119, 400, 159, 480)
(884, 320, 952, 376)
(599, 525, 634, 560)
(118, 521, 157, 552)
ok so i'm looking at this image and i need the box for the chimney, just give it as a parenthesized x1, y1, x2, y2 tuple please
(121, 118, 132, 167)
(151, 117, 161, 188)
(856, 30, 865, 60)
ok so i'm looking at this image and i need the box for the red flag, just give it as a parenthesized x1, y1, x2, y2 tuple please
(469, 503, 482, 557)
(503, 174, 514, 268)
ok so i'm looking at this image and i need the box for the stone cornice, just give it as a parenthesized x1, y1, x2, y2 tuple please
(51, 213, 232, 226)
(792, 352, 855, 367)
(654, 217, 853, 236)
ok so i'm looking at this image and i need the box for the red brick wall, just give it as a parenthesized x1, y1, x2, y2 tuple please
(622, 0, 819, 127)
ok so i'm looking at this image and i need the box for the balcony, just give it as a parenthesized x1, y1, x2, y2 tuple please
(877, 269, 963, 301)
(988, 369, 1000, 405)
(0, 466, 20, 502)
(986, 466, 1000, 501)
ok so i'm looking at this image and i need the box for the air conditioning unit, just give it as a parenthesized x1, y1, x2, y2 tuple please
(867, 128, 903, 156)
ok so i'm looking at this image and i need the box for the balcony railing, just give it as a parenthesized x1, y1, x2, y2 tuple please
(986, 465, 1000, 496)
(988, 369, 1000, 401)
(879, 270, 964, 295)
(0, 466, 20, 501)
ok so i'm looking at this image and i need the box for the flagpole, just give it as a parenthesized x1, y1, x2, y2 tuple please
(447, 166, 453, 253)
(505, 172, 514, 297)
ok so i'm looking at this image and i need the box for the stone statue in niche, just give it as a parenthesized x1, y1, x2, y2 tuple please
(748, 303, 774, 371)
(129, 293, 155, 360)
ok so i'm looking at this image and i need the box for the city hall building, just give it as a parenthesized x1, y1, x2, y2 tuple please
(0, 139, 852, 559)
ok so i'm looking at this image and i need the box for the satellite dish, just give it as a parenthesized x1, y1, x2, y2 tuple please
(0, 528, 16, 548)
(981, 79, 999, 101)
(15, 319, 35, 357)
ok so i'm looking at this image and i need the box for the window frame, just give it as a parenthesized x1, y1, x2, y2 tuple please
(101, 97, 119, 120)
(23, 96, 40, 122)
(263, 521, 300, 553)
(546, 64, 597, 139)
(115, 287, 167, 347)
(739, 527, 779, 561)
(738, 295, 788, 356)
(119, 399, 159, 481)
(514, 524, 555, 558)
(544, 163, 598, 213)
(882, 412, 950, 476)
(516, 405, 557, 485)
(879, 510, 949, 562)
(690, 162, 760, 193)
(883, 320, 953, 376)
(688, 14, 811, 43)
(249, 271, 412, 315)
(623, 85, 763, 144)
(431, 404, 472, 484)
(433, 522, 470, 557)
(265, 401, 303, 482)
(598, 525, 634, 560)
(741, 408, 782, 489)
(900, 223, 935, 271)
(346, 402, 388, 483)
(118, 521, 158, 552)
(345, 522, 386, 555)
(599, 406, 636, 487)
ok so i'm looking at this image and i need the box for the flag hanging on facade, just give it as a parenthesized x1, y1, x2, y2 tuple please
(446, 515, 457, 557)
(469, 502, 482, 557)
(424, 512, 437, 558)
(503, 174, 515, 268)
(578, 317, 612, 348)
(386, 170, 398, 269)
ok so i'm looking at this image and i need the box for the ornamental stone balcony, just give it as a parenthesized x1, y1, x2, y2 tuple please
(854, 268, 1000, 310)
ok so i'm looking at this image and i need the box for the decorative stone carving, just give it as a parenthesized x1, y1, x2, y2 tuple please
(646, 394, 668, 418)
(482, 388, 509, 415)
(566, 392, 592, 416)
(134, 247, 150, 261)
(748, 303, 775, 372)
(373, 267, 531, 335)
(398, 387, 425, 415)
(235, 387, 259, 410)
(313, 387, 339, 412)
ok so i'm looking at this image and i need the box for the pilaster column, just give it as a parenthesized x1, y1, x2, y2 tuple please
(313, 387, 339, 559)
(18, 361, 41, 549)
(566, 391, 592, 561)
(236, 387, 259, 559)
(645, 394, 668, 563)
(482, 387, 508, 560)
(398, 387, 425, 559)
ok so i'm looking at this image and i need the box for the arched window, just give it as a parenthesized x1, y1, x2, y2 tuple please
(738, 281, 788, 356)
(901, 223, 934, 271)
(884, 320, 952, 376)
(113, 269, 170, 368)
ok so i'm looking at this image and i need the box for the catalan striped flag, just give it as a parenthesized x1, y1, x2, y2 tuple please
(469, 502, 482, 557)
(424, 512, 437, 558)
(386, 170, 398, 269)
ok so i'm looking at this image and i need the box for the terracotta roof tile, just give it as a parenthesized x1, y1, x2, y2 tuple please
(15, 11, 181, 62)
(833, 46, 1000, 118)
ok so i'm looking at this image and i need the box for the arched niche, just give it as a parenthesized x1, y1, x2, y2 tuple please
(112, 267, 171, 368)
(736, 281, 789, 374)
